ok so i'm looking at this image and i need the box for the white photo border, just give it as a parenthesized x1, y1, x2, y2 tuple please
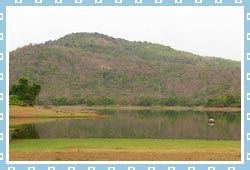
(0, 0, 249, 170)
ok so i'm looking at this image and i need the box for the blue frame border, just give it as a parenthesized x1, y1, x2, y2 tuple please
(0, 0, 249, 170)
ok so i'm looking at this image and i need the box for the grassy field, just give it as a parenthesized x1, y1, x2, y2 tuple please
(10, 138, 240, 161)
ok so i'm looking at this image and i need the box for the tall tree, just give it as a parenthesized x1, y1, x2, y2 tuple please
(10, 78, 41, 106)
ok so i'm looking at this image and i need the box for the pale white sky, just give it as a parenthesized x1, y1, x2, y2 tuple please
(7, 6, 243, 61)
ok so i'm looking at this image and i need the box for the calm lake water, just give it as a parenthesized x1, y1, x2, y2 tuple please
(12, 109, 241, 140)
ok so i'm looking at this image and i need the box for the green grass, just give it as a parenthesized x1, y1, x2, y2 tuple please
(10, 138, 240, 152)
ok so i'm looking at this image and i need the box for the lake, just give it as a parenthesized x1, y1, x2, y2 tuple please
(11, 109, 241, 140)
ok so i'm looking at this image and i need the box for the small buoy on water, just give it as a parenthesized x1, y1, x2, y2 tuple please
(208, 118, 215, 126)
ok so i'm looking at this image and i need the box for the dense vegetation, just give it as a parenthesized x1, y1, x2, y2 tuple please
(9, 32, 241, 106)
(206, 94, 241, 107)
(10, 78, 41, 106)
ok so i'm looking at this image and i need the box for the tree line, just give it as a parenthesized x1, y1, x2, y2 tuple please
(9, 78, 240, 108)
(45, 95, 240, 107)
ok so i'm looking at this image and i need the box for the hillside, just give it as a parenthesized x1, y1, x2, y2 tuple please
(9, 32, 241, 106)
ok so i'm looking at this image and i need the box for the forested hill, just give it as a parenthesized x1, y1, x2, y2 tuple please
(9, 32, 241, 106)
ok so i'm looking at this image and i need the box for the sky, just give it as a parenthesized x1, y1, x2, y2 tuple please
(7, 6, 243, 61)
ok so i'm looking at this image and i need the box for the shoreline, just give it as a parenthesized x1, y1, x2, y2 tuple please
(80, 105, 241, 112)
(9, 105, 241, 127)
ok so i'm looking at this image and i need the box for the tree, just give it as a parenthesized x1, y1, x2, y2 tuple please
(161, 96, 178, 106)
(223, 95, 236, 106)
(206, 94, 241, 107)
(10, 78, 41, 106)
(137, 97, 154, 106)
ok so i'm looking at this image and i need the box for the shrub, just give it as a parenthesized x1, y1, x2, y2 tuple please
(9, 95, 27, 106)
(161, 96, 178, 106)
(137, 97, 154, 106)
(50, 97, 69, 106)
(96, 97, 115, 105)
(206, 94, 241, 107)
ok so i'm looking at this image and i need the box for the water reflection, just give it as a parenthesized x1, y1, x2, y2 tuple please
(13, 110, 241, 140)
(11, 124, 39, 139)
(208, 118, 215, 126)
